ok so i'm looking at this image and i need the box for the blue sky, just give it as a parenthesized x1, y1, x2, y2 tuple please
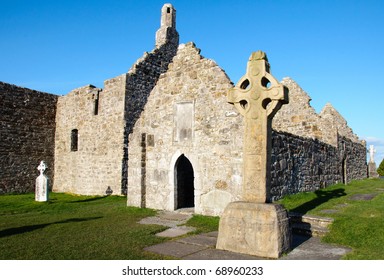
(1, 0, 383, 165)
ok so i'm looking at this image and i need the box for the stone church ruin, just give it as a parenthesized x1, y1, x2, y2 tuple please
(0, 4, 367, 216)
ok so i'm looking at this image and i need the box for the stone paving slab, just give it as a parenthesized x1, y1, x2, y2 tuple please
(183, 248, 264, 260)
(145, 232, 351, 260)
(349, 193, 378, 201)
(155, 226, 196, 238)
(145, 241, 206, 258)
(281, 235, 351, 260)
(138, 216, 180, 228)
(138, 211, 192, 228)
(176, 234, 217, 247)
(201, 231, 218, 238)
(145, 232, 263, 260)
(158, 211, 193, 221)
(334, 203, 349, 208)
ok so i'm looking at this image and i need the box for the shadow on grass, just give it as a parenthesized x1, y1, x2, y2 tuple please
(291, 188, 346, 214)
(0, 217, 102, 239)
(69, 196, 108, 203)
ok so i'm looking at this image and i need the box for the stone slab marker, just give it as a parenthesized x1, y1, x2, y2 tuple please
(35, 161, 49, 202)
(216, 51, 290, 258)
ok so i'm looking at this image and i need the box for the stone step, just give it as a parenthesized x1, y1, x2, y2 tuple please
(289, 212, 333, 237)
(291, 222, 330, 237)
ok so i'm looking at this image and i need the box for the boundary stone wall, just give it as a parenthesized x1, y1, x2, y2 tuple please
(270, 131, 367, 201)
(0, 82, 57, 194)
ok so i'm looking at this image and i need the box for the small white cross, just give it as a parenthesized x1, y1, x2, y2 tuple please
(37, 161, 47, 175)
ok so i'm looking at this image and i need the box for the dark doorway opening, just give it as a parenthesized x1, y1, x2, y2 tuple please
(175, 154, 194, 209)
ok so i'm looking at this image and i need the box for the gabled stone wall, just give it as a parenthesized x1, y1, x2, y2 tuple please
(0, 82, 57, 194)
(127, 42, 242, 216)
(273, 78, 338, 146)
(320, 103, 361, 143)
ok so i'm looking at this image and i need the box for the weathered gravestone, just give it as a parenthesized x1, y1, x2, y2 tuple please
(368, 145, 379, 178)
(35, 161, 49, 202)
(216, 51, 291, 258)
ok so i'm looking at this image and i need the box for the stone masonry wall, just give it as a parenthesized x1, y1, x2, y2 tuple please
(270, 131, 367, 201)
(53, 80, 126, 195)
(340, 135, 367, 182)
(270, 130, 338, 200)
(0, 82, 57, 194)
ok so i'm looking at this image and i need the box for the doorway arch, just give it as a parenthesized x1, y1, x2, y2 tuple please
(175, 154, 194, 209)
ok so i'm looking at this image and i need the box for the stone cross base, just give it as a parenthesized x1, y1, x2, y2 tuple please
(368, 162, 379, 178)
(216, 202, 291, 259)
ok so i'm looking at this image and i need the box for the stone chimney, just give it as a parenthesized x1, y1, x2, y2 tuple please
(155, 3, 179, 48)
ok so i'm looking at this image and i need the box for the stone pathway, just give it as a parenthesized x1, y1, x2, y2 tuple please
(138, 209, 196, 237)
(139, 210, 351, 260)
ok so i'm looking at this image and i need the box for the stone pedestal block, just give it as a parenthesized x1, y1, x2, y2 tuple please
(216, 201, 291, 259)
(368, 162, 379, 178)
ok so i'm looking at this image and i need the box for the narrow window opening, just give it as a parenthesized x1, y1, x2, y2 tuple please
(94, 97, 99, 115)
(93, 92, 99, 115)
(167, 7, 171, 13)
(71, 129, 78, 152)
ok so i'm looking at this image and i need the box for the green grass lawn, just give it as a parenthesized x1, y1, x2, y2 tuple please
(0, 193, 170, 260)
(1, 178, 383, 260)
(277, 178, 384, 259)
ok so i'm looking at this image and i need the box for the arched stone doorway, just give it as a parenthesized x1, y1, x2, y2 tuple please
(175, 154, 194, 209)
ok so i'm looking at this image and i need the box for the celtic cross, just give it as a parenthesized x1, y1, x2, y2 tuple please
(37, 161, 47, 176)
(228, 51, 288, 203)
